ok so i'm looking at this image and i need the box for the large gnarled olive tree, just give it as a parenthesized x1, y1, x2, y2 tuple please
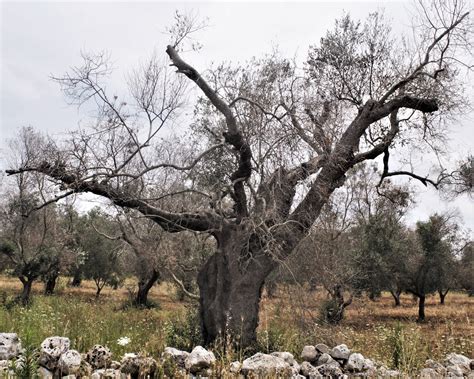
(6, 2, 472, 347)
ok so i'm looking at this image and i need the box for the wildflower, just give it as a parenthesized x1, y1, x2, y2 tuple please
(117, 336, 131, 346)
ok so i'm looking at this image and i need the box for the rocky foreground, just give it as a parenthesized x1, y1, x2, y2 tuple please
(0, 333, 472, 378)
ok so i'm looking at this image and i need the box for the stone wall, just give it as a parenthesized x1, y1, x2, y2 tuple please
(0, 333, 472, 378)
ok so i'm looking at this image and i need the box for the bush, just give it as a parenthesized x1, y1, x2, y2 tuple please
(163, 306, 202, 351)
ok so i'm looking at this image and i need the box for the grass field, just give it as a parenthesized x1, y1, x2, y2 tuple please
(0, 275, 472, 374)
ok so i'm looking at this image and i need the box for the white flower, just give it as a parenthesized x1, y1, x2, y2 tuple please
(117, 337, 131, 346)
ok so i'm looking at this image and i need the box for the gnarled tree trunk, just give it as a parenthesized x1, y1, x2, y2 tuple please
(135, 269, 160, 307)
(197, 226, 277, 349)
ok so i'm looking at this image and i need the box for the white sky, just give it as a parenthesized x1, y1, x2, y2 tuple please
(0, 1, 472, 231)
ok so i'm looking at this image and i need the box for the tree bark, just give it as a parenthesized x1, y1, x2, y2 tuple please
(438, 289, 449, 304)
(390, 289, 402, 307)
(135, 269, 160, 307)
(197, 227, 276, 349)
(44, 275, 58, 295)
(417, 294, 426, 322)
(19, 277, 34, 305)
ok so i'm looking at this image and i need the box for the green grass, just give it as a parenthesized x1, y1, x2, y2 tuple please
(0, 276, 472, 376)
(0, 294, 174, 358)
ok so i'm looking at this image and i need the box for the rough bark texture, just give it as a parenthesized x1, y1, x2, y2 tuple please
(197, 226, 277, 348)
(135, 269, 160, 307)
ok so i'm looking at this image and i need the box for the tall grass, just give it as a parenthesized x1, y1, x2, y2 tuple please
(0, 276, 472, 376)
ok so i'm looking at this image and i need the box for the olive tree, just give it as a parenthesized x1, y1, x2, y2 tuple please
(5, 2, 473, 347)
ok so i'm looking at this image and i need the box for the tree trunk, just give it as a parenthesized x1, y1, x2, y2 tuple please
(71, 271, 82, 287)
(19, 278, 34, 305)
(197, 227, 276, 349)
(390, 289, 402, 307)
(438, 289, 449, 304)
(417, 294, 426, 322)
(135, 269, 160, 307)
(44, 275, 58, 295)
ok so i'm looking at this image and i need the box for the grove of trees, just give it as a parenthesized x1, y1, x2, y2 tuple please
(2, 0, 473, 349)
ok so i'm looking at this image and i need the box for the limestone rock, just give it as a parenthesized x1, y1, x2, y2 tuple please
(58, 349, 82, 375)
(184, 346, 216, 374)
(446, 364, 464, 377)
(39, 336, 70, 370)
(420, 368, 439, 378)
(162, 346, 189, 368)
(271, 351, 296, 366)
(0, 333, 22, 360)
(317, 361, 343, 377)
(377, 366, 401, 378)
(241, 352, 291, 376)
(90, 368, 122, 378)
(445, 353, 472, 375)
(120, 353, 157, 378)
(346, 352, 365, 372)
(86, 345, 112, 369)
(315, 343, 330, 355)
(110, 360, 121, 369)
(77, 360, 93, 377)
(229, 360, 241, 374)
(301, 345, 318, 362)
(271, 351, 300, 375)
(330, 344, 351, 360)
(37, 366, 54, 378)
(316, 352, 334, 366)
(300, 361, 322, 378)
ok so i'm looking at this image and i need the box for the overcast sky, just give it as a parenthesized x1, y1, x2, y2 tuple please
(1, 1, 473, 231)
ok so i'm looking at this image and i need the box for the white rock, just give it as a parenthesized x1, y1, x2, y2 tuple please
(241, 353, 291, 376)
(445, 353, 471, 375)
(300, 361, 322, 378)
(301, 345, 318, 362)
(162, 347, 189, 368)
(315, 343, 330, 355)
(39, 336, 70, 370)
(184, 346, 216, 374)
(86, 345, 112, 369)
(316, 352, 334, 366)
(0, 333, 22, 360)
(317, 361, 343, 377)
(330, 344, 350, 360)
(378, 366, 401, 378)
(420, 368, 439, 378)
(229, 360, 241, 373)
(271, 351, 296, 366)
(346, 352, 365, 372)
(58, 349, 82, 375)
(120, 354, 157, 378)
(446, 364, 464, 377)
(90, 368, 122, 378)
